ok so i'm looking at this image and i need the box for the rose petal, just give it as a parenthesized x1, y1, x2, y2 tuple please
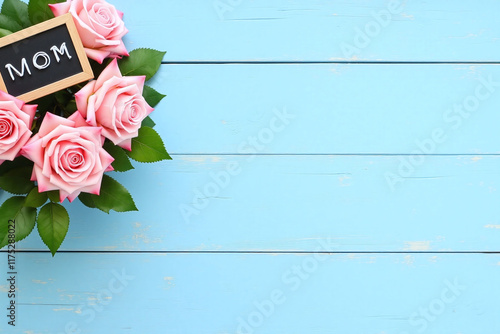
(68, 110, 90, 127)
(75, 80, 97, 117)
(49, 2, 72, 17)
(21, 110, 115, 203)
(95, 58, 122, 90)
(38, 113, 75, 137)
(84, 47, 109, 64)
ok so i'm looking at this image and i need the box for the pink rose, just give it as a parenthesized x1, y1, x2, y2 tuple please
(0, 91, 36, 165)
(49, 0, 128, 63)
(21, 112, 114, 202)
(75, 58, 153, 150)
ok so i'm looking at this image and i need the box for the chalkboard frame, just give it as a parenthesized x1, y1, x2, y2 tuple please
(0, 13, 93, 102)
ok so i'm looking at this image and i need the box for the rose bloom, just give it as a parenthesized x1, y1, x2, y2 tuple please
(75, 58, 153, 150)
(50, 0, 128, 63)
(21, 112, 114, 202)
(0, 91, 36, 165)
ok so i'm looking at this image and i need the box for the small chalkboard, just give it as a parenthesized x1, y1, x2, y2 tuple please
(0, 13, 93, 102)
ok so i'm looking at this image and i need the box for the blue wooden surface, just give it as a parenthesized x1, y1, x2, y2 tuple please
(121, 0, 500, 62)
(2, 1, 500, 333)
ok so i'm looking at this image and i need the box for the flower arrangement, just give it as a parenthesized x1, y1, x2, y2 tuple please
(0, 0, 170, 255)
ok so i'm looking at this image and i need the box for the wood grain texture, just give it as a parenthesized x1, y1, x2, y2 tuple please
(119, 0, 500, 62)
(0, 14, 93, 102)
(1, 253, 499, 334)
(1, 1, 500, 333)
(9, 155, 500, 252)
(153, 64, 500, 154)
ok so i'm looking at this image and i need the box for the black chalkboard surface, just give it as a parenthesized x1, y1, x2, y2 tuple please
(0, 14, 93, 102)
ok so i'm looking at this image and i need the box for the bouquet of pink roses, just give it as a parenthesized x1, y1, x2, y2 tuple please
(0, 0, 169, 255)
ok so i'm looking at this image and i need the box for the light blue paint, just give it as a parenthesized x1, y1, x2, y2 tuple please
(10, 155, 500, 252)
(1, 253, 499, 334)
(120, 0, 500, 62)
(1, 1, 500, 333)
(152, 64, 500, 154)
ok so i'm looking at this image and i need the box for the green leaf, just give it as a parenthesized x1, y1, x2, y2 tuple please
(25, 187, 48, 208)
(28, 0, 63, 24)
(141, 116, 156, 128)
(0, 156, 32, 174)
(0, 166, 35, 194)
(142, 85, 165, 107)
(78, 192, 96, 209)
(118, 48, 165, 81)
(54, 89, 72, 106)
(0, 196, 37, 249)
(89, 58, 110, 78)
(90, 175, 137, 213)
(65, 100, 77, 114)
(0, 13, 21, 31)
(37, 202, 69, 256)
(127, 126, 171, 163)
(0, 27, 12, 37)
(1, 0, 31, 28)
(31, 93, 56, 115)
(103, 141, 134, 172)
(47, 190, 60, 203)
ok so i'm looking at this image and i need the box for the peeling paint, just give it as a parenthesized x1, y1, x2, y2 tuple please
(133, 224, 163, 244)
(404, 241, 431, 251)
(53, 307, 74, 312)
(329, 67, 341, 75)
(400, 13, 414, 19)
(164, 277, 175, 290)
(403, 255, 414, 266)
(133, 233, 162, 244)
(329, 55, 359, 61)
(180, 156, 206, 163)
(339, 175, 351, 187)
(485, 225, 500, 229)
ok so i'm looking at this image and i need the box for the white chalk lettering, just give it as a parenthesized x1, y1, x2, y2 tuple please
(50, 42, 72, 62)
(32, 52, 51, 70)
(5, 58, 31, 81)
(4, 42, 73, 81)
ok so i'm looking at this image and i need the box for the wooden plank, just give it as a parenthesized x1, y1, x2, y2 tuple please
(10, 155, 500, 252)
(153, 64, 500, 154)
(1, 252, 499, 333)
(119, 0, 500, 62)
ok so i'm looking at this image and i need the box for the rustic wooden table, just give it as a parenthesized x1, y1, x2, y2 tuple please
(2, 0, 500, 333)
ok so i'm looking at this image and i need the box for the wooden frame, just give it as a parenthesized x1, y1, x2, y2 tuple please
(0, 13, 93, 102)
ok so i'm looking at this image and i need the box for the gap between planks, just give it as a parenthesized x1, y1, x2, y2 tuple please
(161, 61, 500, 65)
(168, 153, 500, 156)
(2, 250, 500, 254)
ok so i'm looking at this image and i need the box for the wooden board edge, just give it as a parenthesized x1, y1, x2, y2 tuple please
(0, 14, 72, 47)
(64, 12, 94, 81)
(0, 13, 94, 102)
(17, 72, 94, 102)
